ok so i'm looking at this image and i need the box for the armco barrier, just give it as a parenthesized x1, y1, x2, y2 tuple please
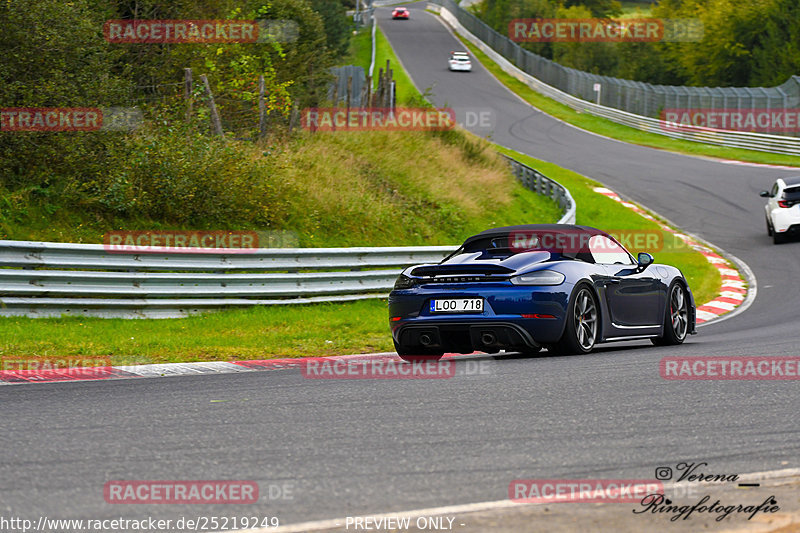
(433, 0, 800, 156)
(0, 158, 574, 318)
(504, 154, 575, 225)
(0, 244, 455, 318)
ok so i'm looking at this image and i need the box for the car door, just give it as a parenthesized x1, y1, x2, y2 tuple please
(589, 235, 661, 329)
(766, 181, 779, 221)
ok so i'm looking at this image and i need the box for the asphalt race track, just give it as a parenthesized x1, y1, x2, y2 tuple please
(379, 3, 800, 356)
(2, 2, 800, 530)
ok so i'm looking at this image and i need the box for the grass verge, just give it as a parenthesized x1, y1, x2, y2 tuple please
(0, 142, 720, 363)
(452, 28, 800, 168)
(372, 24, 419, 104)
(0, 300, 394, 364)
(0, 16, 724, 364)
(338, 24, 372, 71)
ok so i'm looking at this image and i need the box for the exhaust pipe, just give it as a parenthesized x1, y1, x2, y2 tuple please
(481, 332, 497, 345)
(419, 334, 433, 346)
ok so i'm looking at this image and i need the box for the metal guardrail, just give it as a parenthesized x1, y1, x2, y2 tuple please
(0, 157, 574, 319)
(0, 243, 456, 318)
(433, 0, 800, 156)
(503, 155, 576, 225)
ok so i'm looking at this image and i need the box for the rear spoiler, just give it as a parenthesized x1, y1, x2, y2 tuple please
(410, 264, 514, 277)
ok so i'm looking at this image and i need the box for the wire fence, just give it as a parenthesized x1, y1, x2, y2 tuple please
(113, 70, 298, 140)
(434, 0, 800, 137)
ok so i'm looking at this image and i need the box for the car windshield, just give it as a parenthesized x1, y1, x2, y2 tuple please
(451, 230, 598, 262)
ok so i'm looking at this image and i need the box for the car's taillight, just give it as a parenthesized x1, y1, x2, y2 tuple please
(393, 275, 416, 290)
(778, 200, 790, 208)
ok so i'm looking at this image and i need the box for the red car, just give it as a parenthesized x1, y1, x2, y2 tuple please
(392, 7, 410, 20)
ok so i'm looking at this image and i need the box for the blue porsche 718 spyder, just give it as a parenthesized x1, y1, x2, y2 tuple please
(389, 224, 696, 359)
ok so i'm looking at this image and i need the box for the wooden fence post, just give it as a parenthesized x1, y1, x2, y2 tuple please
(289, 100, 300, 133)
(184, 68, 193, 123)
(258, 75, 267, 139)
(346, 76, 352, 129)
(200, 74, 224, 137)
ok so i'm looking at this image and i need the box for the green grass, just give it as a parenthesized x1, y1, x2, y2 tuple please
(338, 25, 372, 71)
(0, 300, 395, 364)
(336, 20, 419, 105)
(0, 129, 561, 246)
(0, 144, 720, 363)
(0, 146, 720, 362)
(619, 1, 653, 16)
(453, 31, 800, 167)
(372, 24, 419, 105)
(496, 146, 721, 306)
(0, 17, 728, 363)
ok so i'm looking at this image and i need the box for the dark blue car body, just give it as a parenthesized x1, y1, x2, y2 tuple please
(389, 224, 696, 357)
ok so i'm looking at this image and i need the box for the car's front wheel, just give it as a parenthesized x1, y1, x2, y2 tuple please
(552, 284, 598, 355)
(652, 282, 689, 346)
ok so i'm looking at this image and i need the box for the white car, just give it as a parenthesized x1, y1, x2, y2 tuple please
(761, 176, 800, 244)
(448, 51, 472, 72)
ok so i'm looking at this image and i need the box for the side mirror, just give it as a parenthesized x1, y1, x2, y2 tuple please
(760, 190, 771, 198)
(637, 252, 654, 270)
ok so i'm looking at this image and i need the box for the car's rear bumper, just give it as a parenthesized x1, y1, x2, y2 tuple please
(394, 320, 543, 353)
(389, 284, 570, 351)
(770, 208, 800, 233)
(776, 223, 800, 234)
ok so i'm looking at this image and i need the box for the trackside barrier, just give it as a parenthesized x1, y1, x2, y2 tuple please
(503, 155, 576, 225)
(432, 0, 800, 156)
(0, 163, 573, 318)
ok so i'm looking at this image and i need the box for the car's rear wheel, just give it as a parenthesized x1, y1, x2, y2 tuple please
(766, 215, 774, 236)
(552, 285, 598, 355)
(652, 282, 689, 346)
(393, 340, 443, 362)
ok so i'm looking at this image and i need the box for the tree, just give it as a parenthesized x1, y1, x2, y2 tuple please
(0, 0, 131, 190)
(310, 0, 352, 58)
(653, 0, 770, 87)
(750, 0, 800, 86)
(551, 5, 618, 74)
(563, 0, 621, 18)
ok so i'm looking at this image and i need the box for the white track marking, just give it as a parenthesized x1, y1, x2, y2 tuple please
(231, 468, 800, 533)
